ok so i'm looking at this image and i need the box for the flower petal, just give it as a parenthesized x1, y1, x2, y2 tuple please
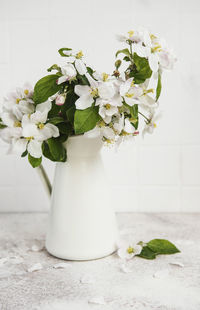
(75, 94, 94, 110)
(36, 101, 52, 114)
(31, 111, 47, 124)
(1, 112, 16, 127)
(12, 138, 27, 154)
(57, 75, 67, 85)
(98, 82, 116, 100)
(124, 119, 135, 133)
(75, 59, 87, 75)
(28, 140, 42, 158)
(148, 53, 159, 72)
(74, 85, 90, 97)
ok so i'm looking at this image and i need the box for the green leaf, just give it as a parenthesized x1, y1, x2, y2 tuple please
(66, 106, 76, 124)
(48, 101, 61, 118)
(137, 246, 157, 260)
(47, 64, 61, 73)
(57, 122, 73, 135)
(56, 134, 68, 143)
(0, 123, 6, 129)
(116, 48, 131, 59)
(123, 56, 130, 62)
(33, 74, 62, 104)
(28, 154, 42, 168)
(47, 138, 67, 162)
(147, 239, 180, 255)
(21, 150, 28, 157)
(48, 116, 65, 125)
(131, 53, 152, 84)
(74, 106, 100, 134)
(129, 104, 139, 129)
(86, 66, 94, 75)
(58, 47, 72, 57)
(156, 73, 162, 101)
(42, 142, 57, 162)
(77, 74, 89, 85)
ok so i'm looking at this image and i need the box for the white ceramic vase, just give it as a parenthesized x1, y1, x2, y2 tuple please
(45, 135, 119, 260)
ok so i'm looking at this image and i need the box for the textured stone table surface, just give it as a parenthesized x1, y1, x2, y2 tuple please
(0, 213, 200, 310)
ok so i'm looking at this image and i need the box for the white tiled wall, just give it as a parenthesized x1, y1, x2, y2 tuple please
(0, 0, 200, 212)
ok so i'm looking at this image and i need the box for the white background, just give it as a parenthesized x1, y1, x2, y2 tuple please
(0, 0, 199, 212)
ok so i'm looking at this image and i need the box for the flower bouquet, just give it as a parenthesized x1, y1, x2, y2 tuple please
(0, 29, 178, 261)
(0, 28, 176, 167)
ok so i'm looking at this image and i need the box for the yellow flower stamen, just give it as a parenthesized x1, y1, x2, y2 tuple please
(125, 92, 134, 98)
(131, 80, 135, 87)
(98, 120, 105, 128)
(153, 122, 157, 128)
(127, 246, 134, 254)
(25, 136, 34, 141)
(24, 89, 29, 95)
(104, 138, 114, 144)
(143, 88, 154, 95)
(105, 103, 111, 110)
(129, 118, 137, 124)
(150, 34, 157, 40)
(102, 73, 109, 82)
(14, 121, 21, 127)
(121, 130, 131, 136)
(151, 44, 162, 53)
(16, 98, 20, 104)
(128, 30, 134, 37)
(76, 50, 83, 59)
(38, 123, 45, 129)
(90, 88, 98, 98)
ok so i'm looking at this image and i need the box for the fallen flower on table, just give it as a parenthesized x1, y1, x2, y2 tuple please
(117, 239, 180, 260)
(117, 242, 142, 259)
(53, 262, 71, 269)
(88, 296, 106, 305)
(169, 261, 184, 267)
(31, 240, 44, 252)
(27, 263, 43, 272)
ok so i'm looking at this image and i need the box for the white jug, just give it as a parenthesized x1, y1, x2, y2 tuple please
(41, 135, 119, 260)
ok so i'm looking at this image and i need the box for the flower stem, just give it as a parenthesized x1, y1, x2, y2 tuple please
(138, 111, 150, 123)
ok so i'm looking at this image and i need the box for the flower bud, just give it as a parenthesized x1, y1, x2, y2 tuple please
(55, 94, 66, 106)
(115, 59, 121, 69)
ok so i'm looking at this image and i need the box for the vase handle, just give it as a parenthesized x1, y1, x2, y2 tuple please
(37, 164, 52, 198)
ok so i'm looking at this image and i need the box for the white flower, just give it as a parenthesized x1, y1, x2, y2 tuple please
(74, 84, 96, 110)
(0, 126, 22, 144)
(139, 89, 156, 108)
(57, 63, 77, 85)
(145, 35, 176, 72)
(2, 103, 59, 158)
(117, 241, 142, 259)
(2, 84, 34, 120)
(120, 78, 143, 106)
(98, 81, 117, 100)
(61, 49, 87, 76)
(158, 49, 177, 70)
(96, 95, 122, 124)
(22, 112, 58, 141)
(142, 112, 161, 135)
